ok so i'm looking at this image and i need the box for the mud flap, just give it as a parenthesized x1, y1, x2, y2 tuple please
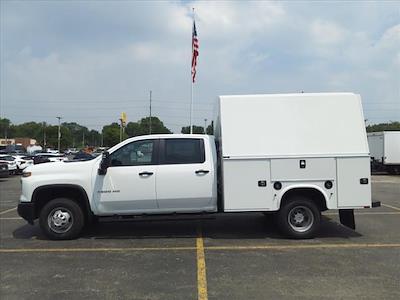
(339, 209, 355, 230)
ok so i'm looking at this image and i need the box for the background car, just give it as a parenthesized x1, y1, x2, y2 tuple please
(0, 155, 17, 175)
(12, 155, 34, 174)
(33, 153, 68, 164)
(0, 162, 9, 178)
(72, 151, 95, 161)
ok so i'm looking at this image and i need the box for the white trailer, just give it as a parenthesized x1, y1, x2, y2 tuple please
(368, 131, 400, 174)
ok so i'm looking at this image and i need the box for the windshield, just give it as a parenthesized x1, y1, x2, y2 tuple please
(0, 156, 15, 161)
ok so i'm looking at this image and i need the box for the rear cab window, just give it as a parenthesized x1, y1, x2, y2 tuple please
(161, 138, 205, 164)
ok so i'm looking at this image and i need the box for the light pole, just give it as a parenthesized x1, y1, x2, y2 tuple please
(204, 118, 207, 134)
(56, 117, 62, 153)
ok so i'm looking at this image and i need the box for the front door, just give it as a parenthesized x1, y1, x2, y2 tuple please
(93, 139, 158, 214)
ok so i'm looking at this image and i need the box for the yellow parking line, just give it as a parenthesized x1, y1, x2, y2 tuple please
(0, 246, 196, 253)
(382, 203, 400, 211)
(196, 225, 208, 300)
(1, 243, 400, 254)
(323, 212, 400, 216)
(0, 207, 17, 215)
(206, 243, 400, 251)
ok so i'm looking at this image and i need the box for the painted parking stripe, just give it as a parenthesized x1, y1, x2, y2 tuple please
(382, 203, 400, 211)
(323, 212, 400, 216)
(0, 207, 17, 215)
(0, 246, 196, 253)
(196, 226, 208, 300)
(1, 243, 400, 254)
(205, 243, 400, 251)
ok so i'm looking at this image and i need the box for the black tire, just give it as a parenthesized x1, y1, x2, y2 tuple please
(276, 196, 321, 239)
(39, 198, 85, 240)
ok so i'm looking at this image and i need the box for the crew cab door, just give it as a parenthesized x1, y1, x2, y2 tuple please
(93, 139, 158, 214)
(156, 138, 216, 212)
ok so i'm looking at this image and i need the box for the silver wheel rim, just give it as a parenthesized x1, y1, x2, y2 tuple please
(288, 205, 314, 233)
(47, 207, 73, 234)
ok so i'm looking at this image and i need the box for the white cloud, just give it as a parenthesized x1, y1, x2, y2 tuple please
(310, 19, 347, 45)
(0, 0, 399, 132)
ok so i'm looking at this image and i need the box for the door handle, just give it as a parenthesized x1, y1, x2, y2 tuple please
(195, 169, 209, 174)
(139, 171, 154, 176)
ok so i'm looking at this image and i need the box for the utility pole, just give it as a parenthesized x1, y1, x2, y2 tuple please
(149, 90, 152, 134)
(82, 132, 85, 148)
(204, 118, 207, 134)
(56, 116, 62, 153)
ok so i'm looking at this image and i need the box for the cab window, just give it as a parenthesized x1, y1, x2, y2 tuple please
(162, 139, 205, 164)
(110, 140, 156, 166)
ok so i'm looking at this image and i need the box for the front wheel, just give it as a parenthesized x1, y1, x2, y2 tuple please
(39, 198, 84, 240)
(276, 197, 321, 239)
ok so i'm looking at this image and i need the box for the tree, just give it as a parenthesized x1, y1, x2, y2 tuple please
(125, 122, 141, 137)
(12, 122, 43, 141)
(181, 125, 205, 134)
(102, 123, 125, 147)
(62, 122, 89, 148)
(366, 121, 400, 132)
(87, 130, 101, 147)
(126, 117, 171, 137)
(139, 117, 171, 135)
(43, 125, 72, 150)
(0, 118, 12, 138)
(206, 121, 214, 135)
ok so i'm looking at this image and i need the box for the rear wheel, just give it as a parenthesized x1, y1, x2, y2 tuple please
(277, 197, 321, 239)
(39, 198, 84, 240)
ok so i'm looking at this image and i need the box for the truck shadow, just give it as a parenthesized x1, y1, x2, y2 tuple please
(13, 213, 361, 240)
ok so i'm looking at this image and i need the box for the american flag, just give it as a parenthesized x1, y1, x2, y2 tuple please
(191, 20, 199, 83)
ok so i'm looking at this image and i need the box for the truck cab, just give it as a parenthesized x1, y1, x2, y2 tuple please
(93, 135, 217, 215)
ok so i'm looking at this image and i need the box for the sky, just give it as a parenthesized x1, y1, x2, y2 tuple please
(0, 0, 399, 133)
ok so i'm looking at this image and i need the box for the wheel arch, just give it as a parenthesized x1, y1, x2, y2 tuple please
(32, 184, 93, 222)
(278, 184, 329, 212)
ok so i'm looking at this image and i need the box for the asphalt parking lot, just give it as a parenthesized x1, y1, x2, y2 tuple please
(0, 175, 399, 300)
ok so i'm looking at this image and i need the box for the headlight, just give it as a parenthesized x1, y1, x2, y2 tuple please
(22, 172, 32, 177)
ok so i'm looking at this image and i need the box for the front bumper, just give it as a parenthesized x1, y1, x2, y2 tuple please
(17, 202, 35, 225)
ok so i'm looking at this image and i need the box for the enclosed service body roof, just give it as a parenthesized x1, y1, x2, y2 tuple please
(215, 93, 369, 158)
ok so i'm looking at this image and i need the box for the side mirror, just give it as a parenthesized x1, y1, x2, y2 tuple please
(98, 151, 110, 175)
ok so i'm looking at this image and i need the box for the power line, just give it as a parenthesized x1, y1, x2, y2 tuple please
(2, 98, 214, 105)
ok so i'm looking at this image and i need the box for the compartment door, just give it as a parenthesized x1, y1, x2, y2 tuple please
(337, 157, 371, 208)
(223, 159, 272, 211)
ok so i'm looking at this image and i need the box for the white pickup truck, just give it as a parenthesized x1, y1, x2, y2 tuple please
(18, 93, 380, 239)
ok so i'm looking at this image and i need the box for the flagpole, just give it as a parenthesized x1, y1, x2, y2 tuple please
(190, 78, 193, 134)
(190, 8, 194, 134)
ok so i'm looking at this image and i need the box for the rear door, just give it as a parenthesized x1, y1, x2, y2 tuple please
(156, 138, 216, 212)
